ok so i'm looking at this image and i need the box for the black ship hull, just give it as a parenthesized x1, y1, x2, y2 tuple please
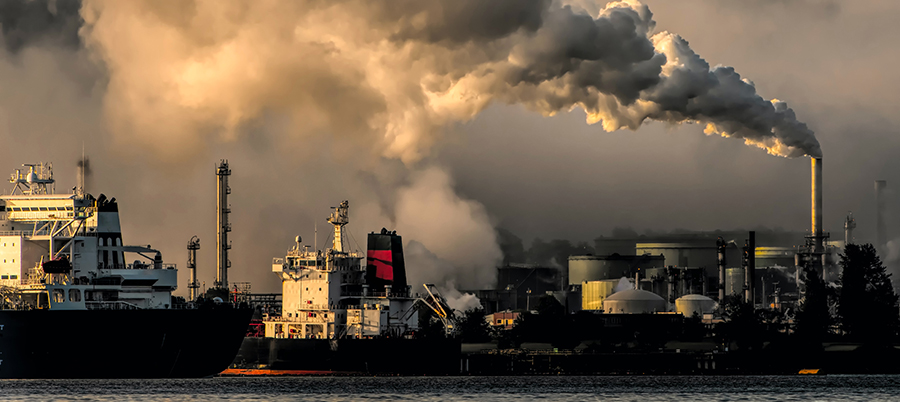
(232, 337, 462, 375)
(0, 307, 253, 378)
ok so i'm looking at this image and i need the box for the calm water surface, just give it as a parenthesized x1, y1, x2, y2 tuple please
(0, 375, 898, 401)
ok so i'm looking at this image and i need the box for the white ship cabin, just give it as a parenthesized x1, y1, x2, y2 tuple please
(0, 163, 176, 311)
(266, 201, 418, 339)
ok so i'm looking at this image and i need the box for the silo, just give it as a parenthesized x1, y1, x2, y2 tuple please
(581, 279, 619, 310)
(675, 294, 717, 317)
(602, 289, 667, 314)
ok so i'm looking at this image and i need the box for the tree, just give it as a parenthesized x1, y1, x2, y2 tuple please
(717, 296, 763, 351)
(837, 244, 899, 343)
(456, 307, 493, 343)
(794, 266, 831, 344)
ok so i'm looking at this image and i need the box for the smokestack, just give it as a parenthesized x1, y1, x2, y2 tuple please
(811, 157, 824, 253)
(215, 160, 232, 289)
(875, 180, 887, 253)
(187, 236, 200, 301)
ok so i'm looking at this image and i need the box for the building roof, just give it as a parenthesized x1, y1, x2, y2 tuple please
(605, 289, 665, 302)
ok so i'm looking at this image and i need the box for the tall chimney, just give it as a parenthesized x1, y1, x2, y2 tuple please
(875, 180, 887, 253)
(811, 157, 824, 253)
(215, 160, 232, 289)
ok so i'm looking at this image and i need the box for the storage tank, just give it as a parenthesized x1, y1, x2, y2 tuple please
(675, 294, 717, 317)
(602, 289, 667, 314)
(754, 247, 796, 269)
(581, 279, 620, 311)
(568, 254, 664, 285)
(725, 267, 745, 296)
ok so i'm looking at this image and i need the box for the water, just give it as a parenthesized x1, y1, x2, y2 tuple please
(0, 375, 898, 401)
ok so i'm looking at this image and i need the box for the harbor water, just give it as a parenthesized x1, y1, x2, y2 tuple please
(0, 375, 898, 401)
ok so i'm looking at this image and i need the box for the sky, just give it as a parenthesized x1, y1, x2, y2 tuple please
(0, 0, 898, 294)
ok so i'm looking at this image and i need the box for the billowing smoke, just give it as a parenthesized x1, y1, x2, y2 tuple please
(0, 0, 823, 294)
(79, 0, 819, 162)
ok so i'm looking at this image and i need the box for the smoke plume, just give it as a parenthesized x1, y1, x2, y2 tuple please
(79, 0, 819, 161)
(0, 0, 829, 294)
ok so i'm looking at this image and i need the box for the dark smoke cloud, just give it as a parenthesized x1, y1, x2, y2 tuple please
(384, 0, 550, 44)
(0, 0, 82, 54)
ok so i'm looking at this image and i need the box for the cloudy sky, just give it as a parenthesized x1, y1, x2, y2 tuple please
(0, 0, 897, 294)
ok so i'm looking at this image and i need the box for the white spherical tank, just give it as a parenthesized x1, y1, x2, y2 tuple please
(602, 289, 667, 314)
(675, 294, 716, 317)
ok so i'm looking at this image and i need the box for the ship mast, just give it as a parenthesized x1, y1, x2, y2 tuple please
(327, 200, 349, 252)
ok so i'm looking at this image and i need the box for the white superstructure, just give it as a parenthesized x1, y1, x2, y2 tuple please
(265, 201, 422, 339)
(0, 163, 177, 311)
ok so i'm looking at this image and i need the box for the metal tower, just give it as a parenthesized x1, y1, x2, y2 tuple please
(327, 200, 349, 253)
(215, 160, 232, 289)
(844, 212, 856, 245)
(187, 236, 200, 300)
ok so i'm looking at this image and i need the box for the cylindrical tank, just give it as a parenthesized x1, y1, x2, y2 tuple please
(675, 294, 716, 317)
(567, 254, 664, 285)
(725, 267, 744, 296)
(602, 289, 667, 314)
(581, 279, 620, 311)
(755, 247, 796, 269)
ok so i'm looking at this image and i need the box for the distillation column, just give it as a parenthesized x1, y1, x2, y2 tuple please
(187, 236, 200, 300)
(215, 160, 232, 289)
(844, 212, 856, 245)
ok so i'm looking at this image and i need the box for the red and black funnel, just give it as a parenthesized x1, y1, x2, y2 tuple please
(366, 229, 407, 292)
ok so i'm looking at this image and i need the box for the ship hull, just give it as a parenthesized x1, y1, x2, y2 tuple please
(231, 337, 461, 375)
(0, 307, 253, 378)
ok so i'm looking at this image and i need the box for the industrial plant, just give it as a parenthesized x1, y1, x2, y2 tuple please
(457, 156, 900, 374)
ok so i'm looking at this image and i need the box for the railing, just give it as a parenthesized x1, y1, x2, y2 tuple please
(85, 301, 142, 310)
(0, 230, 98, 237)
(100, 263, 176, 270)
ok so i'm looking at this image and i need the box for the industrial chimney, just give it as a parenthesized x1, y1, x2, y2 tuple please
(875, 180, 887, 253)
(811, 157, 824, 254)
(215, 160, 232, 289)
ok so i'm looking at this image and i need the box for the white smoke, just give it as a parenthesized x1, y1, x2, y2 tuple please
(614, 276, 633, 292)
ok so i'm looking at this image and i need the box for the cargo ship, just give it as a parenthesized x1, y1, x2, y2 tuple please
(228, 201, 460, 375)
(0, 162, 252, 378)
